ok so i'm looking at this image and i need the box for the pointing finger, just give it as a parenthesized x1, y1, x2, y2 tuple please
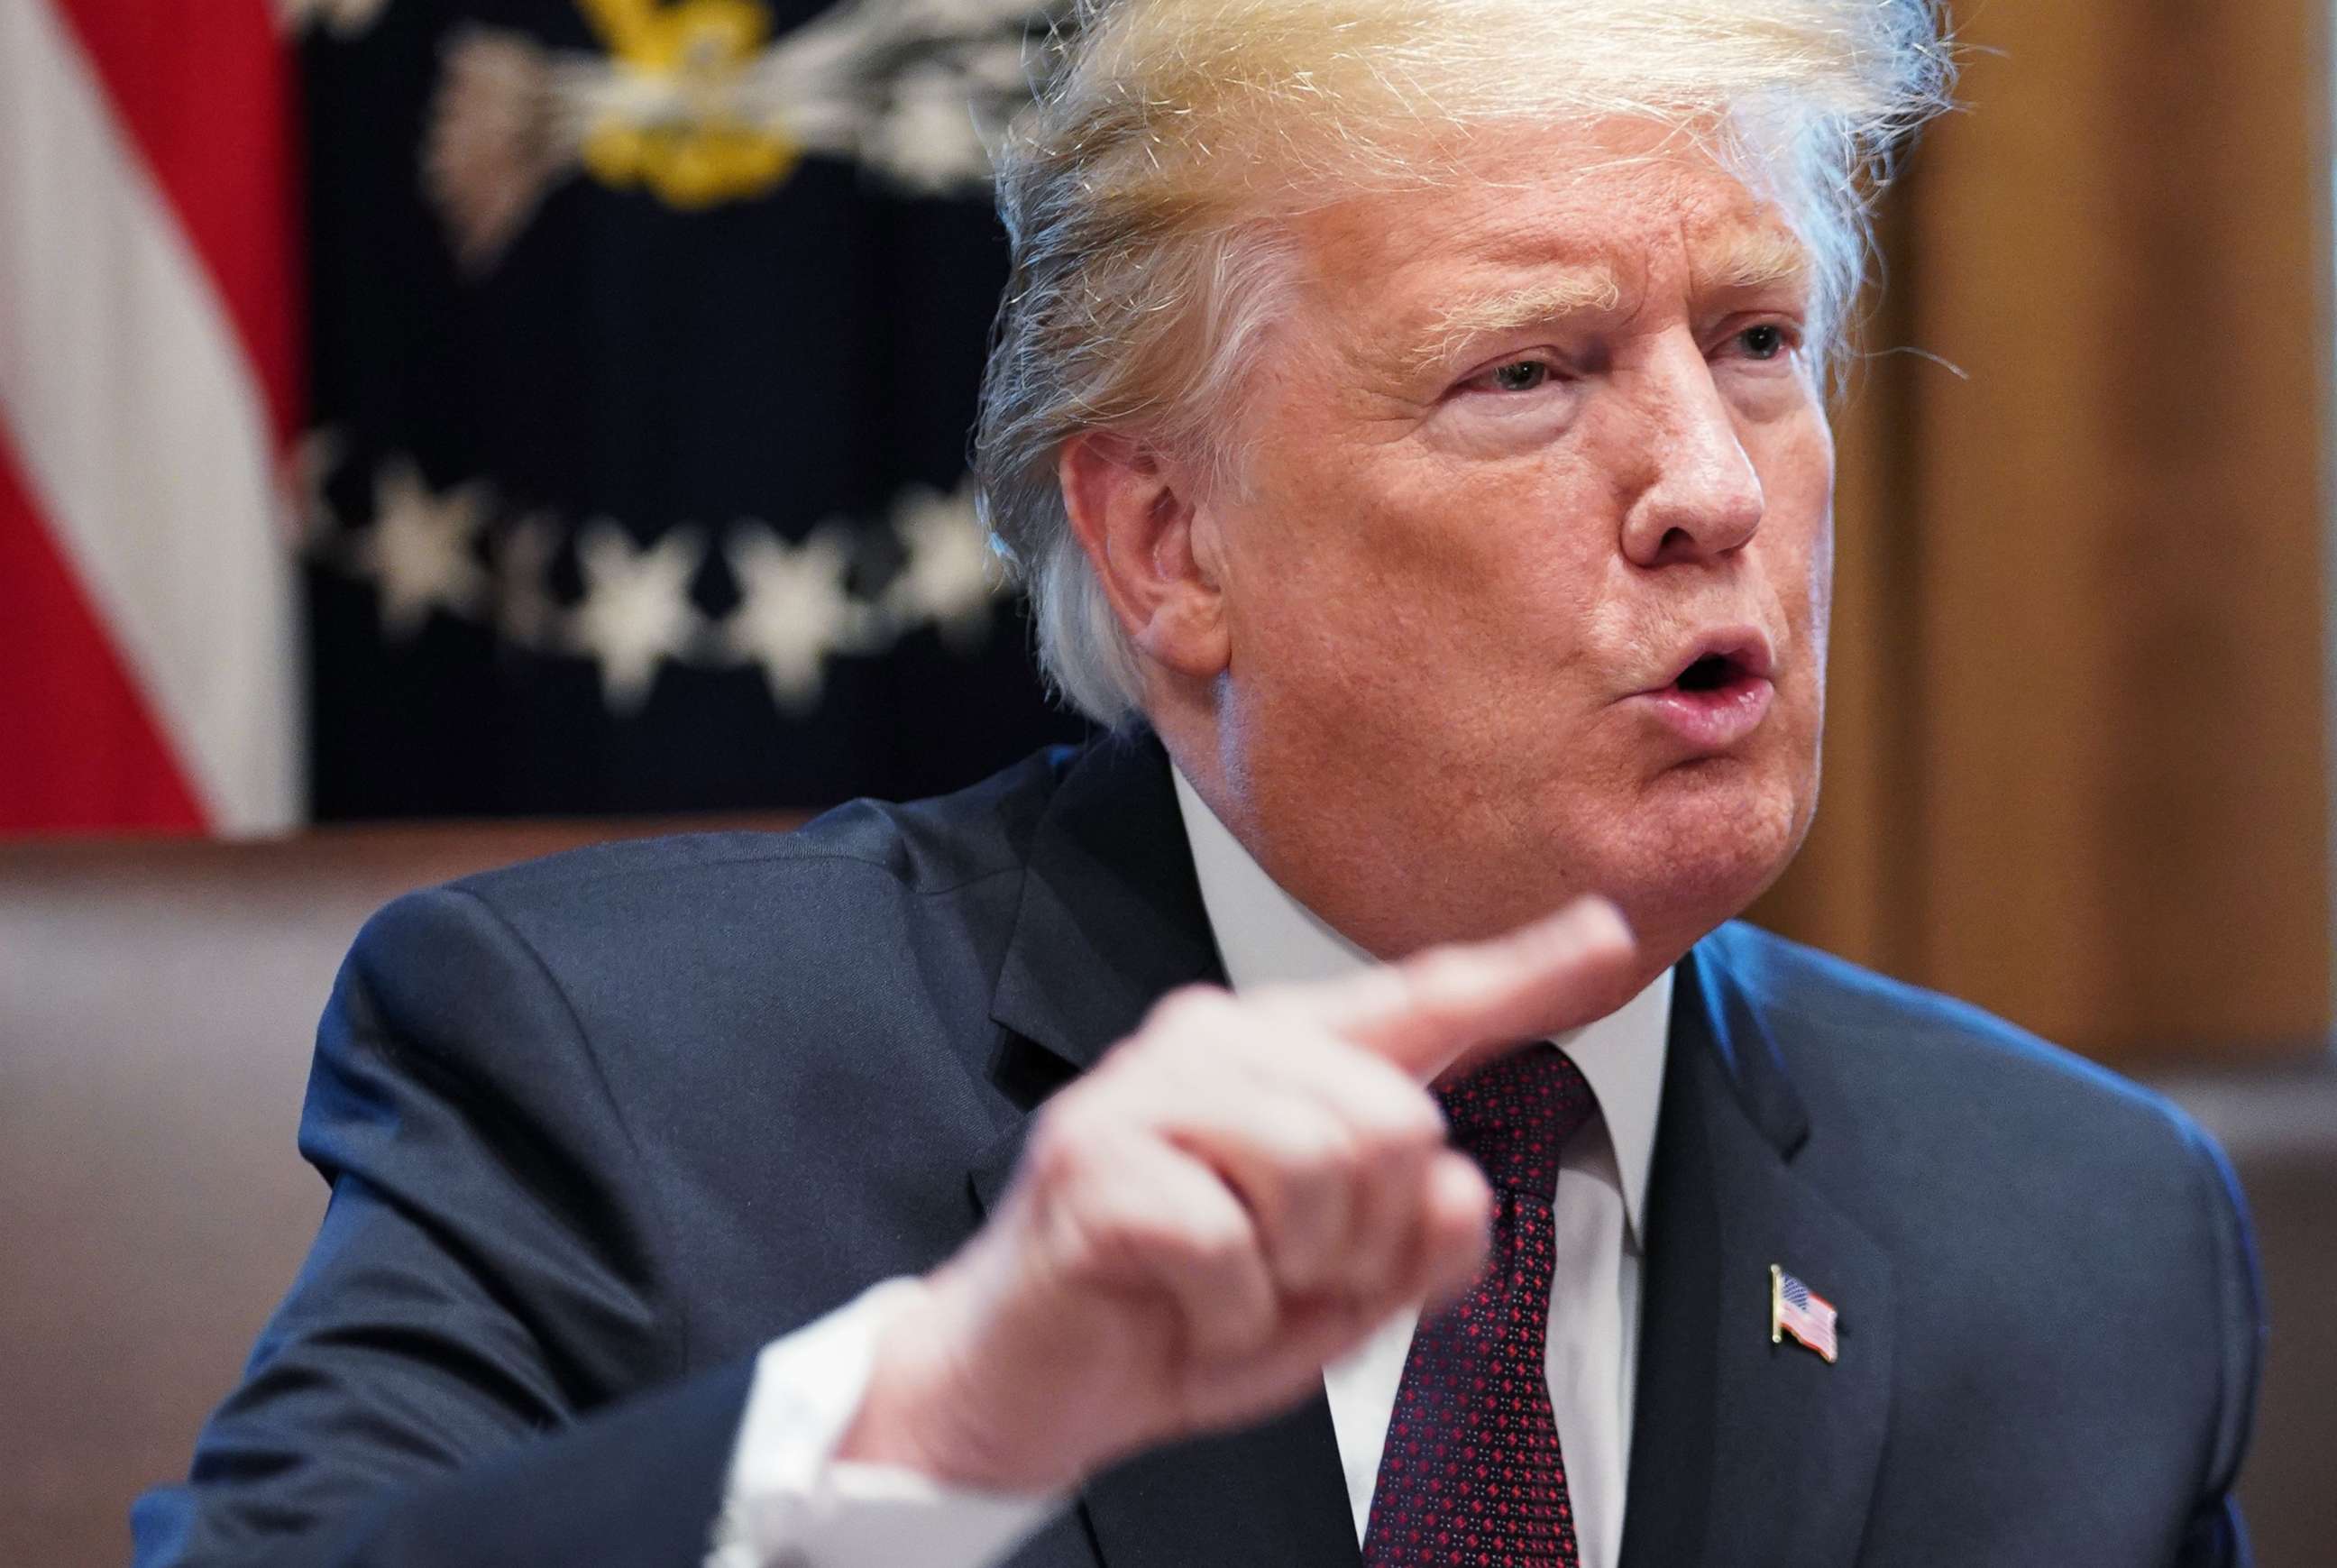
(1283, 897, 1638, 1082)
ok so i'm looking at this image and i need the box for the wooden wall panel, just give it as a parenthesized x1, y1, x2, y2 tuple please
(1755, 1, 2331, 1065)
(1755, 225, 1923, 974)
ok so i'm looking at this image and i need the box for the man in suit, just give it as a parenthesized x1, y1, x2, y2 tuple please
(136, 0, 2262, 1563)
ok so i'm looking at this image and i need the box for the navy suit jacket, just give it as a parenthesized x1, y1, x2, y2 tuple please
(134, 733, 2262, 1566)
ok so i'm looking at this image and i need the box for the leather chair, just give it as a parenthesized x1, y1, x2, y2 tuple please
(0, 821, 793, 1567)
(2, 827, 2332, 1566)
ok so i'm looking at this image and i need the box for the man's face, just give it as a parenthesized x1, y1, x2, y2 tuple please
(1196, 119, 1835, 960)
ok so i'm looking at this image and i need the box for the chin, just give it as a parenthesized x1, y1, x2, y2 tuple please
(1599, 763, 1812, 955)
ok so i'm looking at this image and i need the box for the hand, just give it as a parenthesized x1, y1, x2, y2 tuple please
(834, 896, 1639, 1493)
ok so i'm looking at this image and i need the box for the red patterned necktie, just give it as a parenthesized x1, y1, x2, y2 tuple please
(1361, 1044, 1595, 1568)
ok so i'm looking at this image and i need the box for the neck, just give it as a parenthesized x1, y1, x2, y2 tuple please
(1151, 710, 1698, 1008)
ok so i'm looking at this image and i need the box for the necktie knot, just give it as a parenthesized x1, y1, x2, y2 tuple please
(1433, 1044, 1594, 1197)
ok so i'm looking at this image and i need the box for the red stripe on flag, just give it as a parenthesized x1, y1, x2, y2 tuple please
(0, 420, 207, 834)
(50, 0, 303, 445)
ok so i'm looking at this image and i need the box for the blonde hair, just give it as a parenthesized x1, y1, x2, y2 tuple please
(975, 0, 1953, 723)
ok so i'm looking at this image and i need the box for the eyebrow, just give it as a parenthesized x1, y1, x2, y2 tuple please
(1690, 231, 1813, 296)
(1395, 232, 1813, 381)
(1407, 266, 1626, 375)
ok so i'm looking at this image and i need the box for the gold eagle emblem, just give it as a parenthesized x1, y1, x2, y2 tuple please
(424, 0, 1045, 271)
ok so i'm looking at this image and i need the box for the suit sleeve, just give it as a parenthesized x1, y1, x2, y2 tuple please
(131, 884, 754, 1567)
(2173, 1119, 2267, 1568)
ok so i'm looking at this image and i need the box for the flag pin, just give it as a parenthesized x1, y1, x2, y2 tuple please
(1770, 1263, 1839, 1364)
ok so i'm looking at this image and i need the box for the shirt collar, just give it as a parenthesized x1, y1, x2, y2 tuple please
(1171, 765, 1672, 1247)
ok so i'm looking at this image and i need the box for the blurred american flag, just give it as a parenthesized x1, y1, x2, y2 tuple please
(0, 0, 303, 835)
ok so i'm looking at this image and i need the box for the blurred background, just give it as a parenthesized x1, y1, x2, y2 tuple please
(3, 0, 2333, 1563)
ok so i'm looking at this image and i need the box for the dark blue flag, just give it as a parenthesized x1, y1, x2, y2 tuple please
(294, 0, 1084, 817)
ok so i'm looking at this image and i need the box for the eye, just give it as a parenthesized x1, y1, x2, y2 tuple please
(1735, 323, 1792, 362)
(1471, 359, 1552, 393)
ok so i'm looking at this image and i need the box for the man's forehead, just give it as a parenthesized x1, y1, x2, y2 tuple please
(1299, 131, 1808, 293)
(1443, 219, 1810, 289)
(1282, 124, 1816, 385)
(1425, 158, 1810, 282)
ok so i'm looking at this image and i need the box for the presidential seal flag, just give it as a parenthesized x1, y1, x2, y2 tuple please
(296, 0, 1081, 819)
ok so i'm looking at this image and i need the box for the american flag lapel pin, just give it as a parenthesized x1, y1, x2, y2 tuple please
(1770, 1263, 1840, 1364)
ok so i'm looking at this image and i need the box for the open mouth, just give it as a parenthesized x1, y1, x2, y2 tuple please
(1673, 651, 1745, 694)
(1636, 635, 1777, 749)
(1665, 639, 1770, 698)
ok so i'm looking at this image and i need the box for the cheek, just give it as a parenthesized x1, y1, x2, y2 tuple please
(1754, 420, 1835, 632)
(1806, 512, 1835, 668)
(1770, 536, 1832, 744)
(1370, 449, 1617, 629)
(1242, 445, 1586, 657)
(1765, 507, 1831, 646)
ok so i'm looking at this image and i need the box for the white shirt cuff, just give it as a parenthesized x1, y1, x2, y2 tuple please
(705, 1278, 1059, 1568)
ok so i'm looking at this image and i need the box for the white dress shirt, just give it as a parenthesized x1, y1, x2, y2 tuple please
(708, 769, 1673, 1568)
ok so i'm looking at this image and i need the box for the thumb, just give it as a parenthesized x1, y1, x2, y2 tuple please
(1286, 897, 1639, 1083)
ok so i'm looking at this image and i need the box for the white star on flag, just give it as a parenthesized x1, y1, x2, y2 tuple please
(568, 520, 706, 712)
(719, 522, 875, 712)
(362, 458, 492, 639)
(882, 481, 1001, 650)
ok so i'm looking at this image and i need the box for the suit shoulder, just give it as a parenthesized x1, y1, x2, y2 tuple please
(435, 746, 1077, 914)
(1703, 920, 2211, 1159)
(331, 747, 1083, 1100)
(1703, 927, 2261, 1508)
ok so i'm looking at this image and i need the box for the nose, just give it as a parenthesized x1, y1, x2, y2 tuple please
(1618, 338, 1766, 569)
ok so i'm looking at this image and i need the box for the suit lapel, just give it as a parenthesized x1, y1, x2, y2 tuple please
(972, 731, 1361, 1568)
(1621, 938, 1895, 1568)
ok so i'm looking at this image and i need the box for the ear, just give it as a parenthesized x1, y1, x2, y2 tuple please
(1059, 433, 1230, 682)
